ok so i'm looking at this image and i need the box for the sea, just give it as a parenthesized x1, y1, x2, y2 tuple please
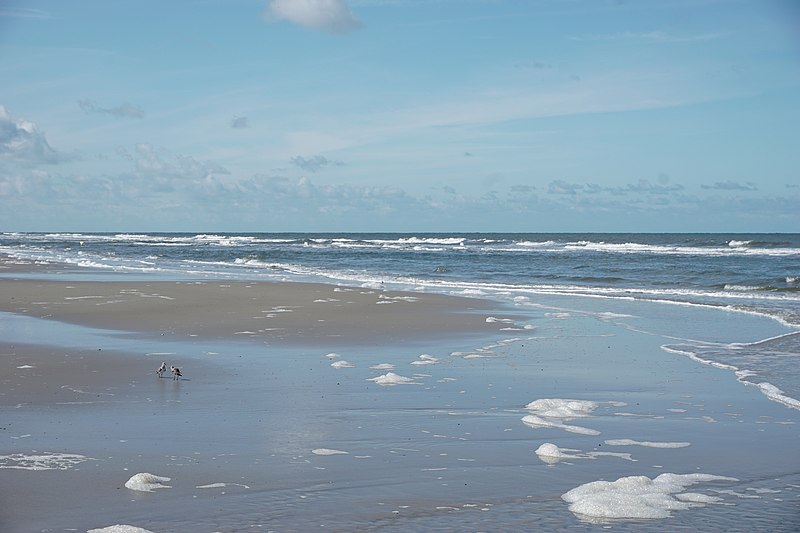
(2, 232, 799, 411)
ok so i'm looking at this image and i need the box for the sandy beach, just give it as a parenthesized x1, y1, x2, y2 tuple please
(1, 258, 799, 532)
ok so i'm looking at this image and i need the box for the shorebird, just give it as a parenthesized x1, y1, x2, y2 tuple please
(170, 365, 182, 381)
(156, 362, 167, 378)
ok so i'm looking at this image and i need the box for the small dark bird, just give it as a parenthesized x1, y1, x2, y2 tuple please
(170, 365, 182, 381)
(156, 362, 167, 378)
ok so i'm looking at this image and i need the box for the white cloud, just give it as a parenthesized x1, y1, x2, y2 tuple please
(547, 180, 582, 195)
(264, 0, 362, 33)
(133, 143, 229, 183)
(0, 105, 71, 164)
(622, 179, 684, 194)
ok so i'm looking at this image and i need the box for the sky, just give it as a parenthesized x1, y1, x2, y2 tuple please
(0, 0, 798, 233)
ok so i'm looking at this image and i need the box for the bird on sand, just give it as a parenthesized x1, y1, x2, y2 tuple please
(170, 365, 182, 381)
(156, 362, 167, 378)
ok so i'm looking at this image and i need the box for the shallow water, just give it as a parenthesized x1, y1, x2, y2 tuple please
(2, 293, 798, 532)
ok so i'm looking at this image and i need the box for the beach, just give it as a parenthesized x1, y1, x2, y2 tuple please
(1, 254, 799, 532)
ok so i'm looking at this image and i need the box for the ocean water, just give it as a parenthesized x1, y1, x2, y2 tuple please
(3, 232, 799, 409)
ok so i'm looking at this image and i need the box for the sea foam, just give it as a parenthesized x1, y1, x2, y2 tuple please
(535, 443, 635, 464)
(368, 372, 415, 386)
(562, 473, 738, 521)
(410, 354, 439, 366)
(87, 526, 155, 533)
(522, 399, 601, 435)
(312, 448, 349, 456)
(124, 473, 172, 492)
(605, 439, 690, 448)
(0, 452, 91, 470)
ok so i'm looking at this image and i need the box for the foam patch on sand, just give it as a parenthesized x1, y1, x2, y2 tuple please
(368, 372, 415, 386)
(605, 439, 691, 449)
(124, 473, 172, 492)
(522, 399, 600, 435)
(331, 360, 354, 369)
(0, 452, 91, 470)
(87, 526, 155, 533)
(371, 363, 395, 370)
(562, 473, 737, 521)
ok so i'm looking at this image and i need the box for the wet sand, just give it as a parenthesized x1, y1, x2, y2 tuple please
(1, 260, 799, 532)
(0, 277, 509, 345)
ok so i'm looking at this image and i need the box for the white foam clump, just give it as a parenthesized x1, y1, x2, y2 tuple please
(535, 443, 581, 463)
(368, 372, 415, 386)
(196, 482, 250, 489)
(331, 360, 354, 369)
(87, 526, 155, 533)
(562, 473, 737, 521)
(605, 439, 690, 449)
(535, 443, 635, 465)
(522, 399, 600, 436)
(371, 363, 395, 370)
(312, 448, 349, 456)
(526, 398, 597, 418)
(411, 354, 439, 366)
(124, 473, 172, 492)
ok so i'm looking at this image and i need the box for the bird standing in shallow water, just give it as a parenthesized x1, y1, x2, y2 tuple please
(170, 365, 182, 381)
(156, 362, 167, 378)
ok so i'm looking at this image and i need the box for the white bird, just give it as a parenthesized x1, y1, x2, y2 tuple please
(156, 362, 167, 378)
(170, 365, 182, 381)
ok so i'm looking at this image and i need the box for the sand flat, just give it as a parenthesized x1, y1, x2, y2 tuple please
(0, 277, 510, 344)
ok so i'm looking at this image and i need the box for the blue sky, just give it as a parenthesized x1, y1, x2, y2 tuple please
(0, 0, 798, 232)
